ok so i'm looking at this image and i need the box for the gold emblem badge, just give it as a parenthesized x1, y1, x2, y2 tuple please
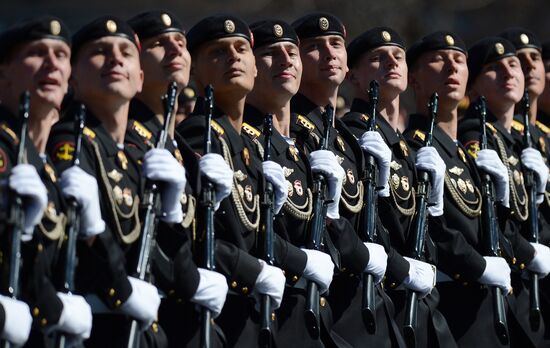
(287, 180, 294, 197)
(0, 148, 6, 173)
(457, 178, 467, 194)
(508, 155, 519, 166)
(445, 35, 455, 46)
(294, 180, 304, 196)
(117, 151, 128, 170)
(224, 20, 235, 33)
(466, 141, 480, 159)
(107, 169, 123, 183)
(174, 149, 184, 164)
(457, 147, 467, 163)
(55, 142, 74, 162)
(401, 176, 410, 191)
(273, 24, 283, 37)
(540, 137, 547, 155)
(113, 186, 123, 205)
(347, 168, 355, 185)
(390, 160, 402, 171)
(399, 140, 409, 157)
(513, 169, 523, 185)
(381, 31, 391, 42)
(122, 188, 133, 207)
(234, 170, 247, 182)
(465, 179, 474, 193)
(106, 20, 117, 33)
(495, 43, 505, 55)
(337, 135, 346, 152)
(391, 173, 400, 190)
(451, 178, 458, 190)
(448, 166, 464, 176)
(161, 13, 172, 27)
(244, 185, 253, 202)
(50, 20, 61, 36)
(318, 17, 329, 31)
(243, 147, 250, 166)
(44, 163, 57, 183)
(520, 33, 529, 45)
(283, 166, 294, 178)
(288, 145, 299, 162)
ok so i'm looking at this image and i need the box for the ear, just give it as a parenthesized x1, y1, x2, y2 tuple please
(347, 69, 360, 88)
(136, 69, 144, 94)
(408, 71, 419, 93)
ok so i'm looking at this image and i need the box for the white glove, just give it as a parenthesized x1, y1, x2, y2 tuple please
(527, 243, 550, 278)
(120, 277, 161, 329)
(0, 295, 31, 346)
(9, 164, 48, 237)
(478, 256, 511, 294)
(521, 148, 549, 204)
(475, 149, 510, 207)
(60, 166, 106, 238)
(262, 161, 288, 214)
(53, 292, 93, 340)
(300, 249, 335, 294)
(402, 257, 436, 298)
(253, 260, 285, 310)
(415, 147, 445, 216)
(190, 268, 228, 318)
(358, 131, 391, 197)
(199, 153, 233, 211)
(363, 242, 388, 284)
(309, 150, 345, 219)
(142, 149, 187, 223)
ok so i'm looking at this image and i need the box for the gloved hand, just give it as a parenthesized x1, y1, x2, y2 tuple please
(0, 295, 32, 346)
(402, 257, 436, 298)
(478, 256, 511, 294)
(142, 149, 187, 223)
(53, 292, 93, 340)
(309, 150, 345, 219)
(527, 243, 550, 278)
(120, 277, 161, 329)
(262, 161, 288, 214)
(190, 268, 229, 318)
(363, 242, 388, 284)
(9, 164, 48, 237)
(475, 149, 510, 207)
(521, 148, 549, 204)
(199, 153, 233, 211)
(253, 260, 286, 310)
(415, 147, 446, 216)
(300, 249, 335, 294)
(60, 166, 106, 238)
(358, 131, 391, 197)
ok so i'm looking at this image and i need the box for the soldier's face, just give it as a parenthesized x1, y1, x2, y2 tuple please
(253, 42, 302, 99)
(1, 38, 71, 110)
(349, 46, 407, 98)
(517, 48, 545, 97)
(140, 32, 191, 91)
(72, 36, 143, 103)
(192, 37, 257, 96)
(410, 49, 468, 104)
(471, 56, 525, 107)
(300, 35, 348, 87)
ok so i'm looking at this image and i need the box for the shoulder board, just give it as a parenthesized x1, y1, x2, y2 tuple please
(296, 115, 315, 132)
(211, 120, 224, 136)
(83, 127, 96, 140)
(536, 120, 550, 135)
(413, 129, 425, 142)
(131, 120, 152, 140)
(0, 123, 18, 143)
(486, 122, 497, 134)
(511, 119, 524, 133)
(241, 122, 261, 140)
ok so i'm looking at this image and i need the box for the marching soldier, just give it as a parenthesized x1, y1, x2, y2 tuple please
(342, 27, 455, 347)
(537, 41, 550, 130)
(290, 13, 402, 347)
(0, 16, 93, 346)
(126, 10, 230, 347)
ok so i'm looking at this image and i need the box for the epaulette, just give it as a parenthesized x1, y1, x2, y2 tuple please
(0, 123, 18, 144)
(413, 129, 425, 142)
(211, 120, 224, 136)
(486, 122, 497, 135)
(296, 115, 315, 132)
(241, 122, 261, 140)
(131, 120, 152, 141)
(511, 119, 524, 134)
(83, 127, 96, 140)
(536, 120, 550, 135)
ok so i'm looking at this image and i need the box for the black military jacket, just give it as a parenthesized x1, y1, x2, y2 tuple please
(0, 106, 65, 329)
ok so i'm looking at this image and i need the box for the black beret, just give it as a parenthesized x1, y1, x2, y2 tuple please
(467, 37, 516, 85)
(128, 10, 184, 41)
(406, 31, 466, 68)
(292, 13, 346, 40)
(0, 16, 70, 62)
(187, 15, 252, 53)
(250, 20, 299, 49)
(347, 27, 405, 68)
(499, 27, 541, 52)
(542, 41, 550, 61)
(72, 16, 139, 60)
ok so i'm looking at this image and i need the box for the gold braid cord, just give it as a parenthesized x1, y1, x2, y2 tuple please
(390, 185, 416, 216)
(444, 173, 482, 218)
(284, 189, 313, 220)
(180, 195, 196, 229)
(38, 210, 66, 241)
(341, 181, 363, 213)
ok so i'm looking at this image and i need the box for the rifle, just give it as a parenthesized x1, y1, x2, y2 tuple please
(520, 90, 541, 330)
(3, 91, 30, 348)
(200, 85, 216, 348)
(54, 103, 87, 348)
(304, 105, 334, 339)
(259, 114, 275, 347)
(476, 96, 509, 343)
(126, 81, 178, 348)
(359, 80, 379, 333)
(403, 92, 438, 347)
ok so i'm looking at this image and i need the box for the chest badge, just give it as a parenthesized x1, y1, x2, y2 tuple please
(457, 147, 467, 163)
(117, 150, 128, 170)
(294, 180, 304, 196)
(465, 179, 474, 193)
(244, 185, 253, 202)
(400, 176, 410, 191)
(242, 147, 250, 166)
(399, 140, 409, 157)
(113, 185, 124, 205)
(336, 135, 346, 152)
(508, 155, 519, 167)
(44, 163, 57, 183)
(288, 145, 299, 162)
(457, 178, 468, 194)
(283, 166, 294, 178)
(390, 160, 402, 171)
(174, 149, 184, 165)
(107, 169, 123, 183)
(122, 187, 134, 207)
(391, 173, 400, 190)
(448, 166, 464, 176)
(346, 168, 355, 185)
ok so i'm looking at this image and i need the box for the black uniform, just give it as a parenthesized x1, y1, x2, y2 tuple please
(342, 98, 456, 348)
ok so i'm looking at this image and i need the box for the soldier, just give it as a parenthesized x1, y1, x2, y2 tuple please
(126, 10, 231, 347)
(0, 16, 94, 346)
(176, 15, 311, 347)
(48, 16, 173, 347)
(289, 13, 403, 347)
(342, 27, 455, 347)
(459, 36, 550, 347)
(537, 41, 550, 129)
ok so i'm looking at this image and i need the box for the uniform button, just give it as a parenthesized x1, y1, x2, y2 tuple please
(292, 276, 298, 283)
(231, 281, 238, 289)
(177, 298, 183, 303)
(32, 307, 39, 317)
(320, 297, 327, 307)
(512, 257, 517, 265)
(349, 273, 354, 277)
(271, 312, 276, 321)
(37, 244, 43, 252)
(115, 299, 122, 307)
(520, 263, 525, 270)
(390, 282, 396, 288)
(453, 274, 460, 280)
(108, 288, 116, 297)
(152, 322, 159, 333)
(341, 267, 347, 272)
(168, 289, 176, 296)
(40, 318, 48, 326)
(241, 287, 249, 295)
